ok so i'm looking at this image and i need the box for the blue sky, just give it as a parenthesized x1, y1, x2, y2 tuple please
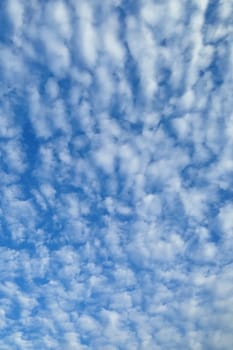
(0, 0, 233, 349)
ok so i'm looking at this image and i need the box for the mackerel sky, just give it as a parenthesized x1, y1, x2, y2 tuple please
(0, 0, 233, 349)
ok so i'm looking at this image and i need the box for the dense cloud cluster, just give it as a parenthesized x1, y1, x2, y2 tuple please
(0, 0, 233, 349)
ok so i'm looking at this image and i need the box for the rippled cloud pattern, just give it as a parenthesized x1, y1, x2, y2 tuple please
(0, 0, 233, 349)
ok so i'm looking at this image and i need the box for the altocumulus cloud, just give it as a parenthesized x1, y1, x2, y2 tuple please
(0, 0, 233, 349)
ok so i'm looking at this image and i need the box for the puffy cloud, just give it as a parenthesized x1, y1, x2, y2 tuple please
(0, 0, 232, 349)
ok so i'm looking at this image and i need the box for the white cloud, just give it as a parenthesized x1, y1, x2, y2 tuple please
(0, 0, 233, 349)
(40, 27, 70, 76)
(74, 2, 98, 67)
(218, 203, 233, 238)
(45, 78, 60, 100)
(46, 1, 72, 40)
(7, 0, 24, 31)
